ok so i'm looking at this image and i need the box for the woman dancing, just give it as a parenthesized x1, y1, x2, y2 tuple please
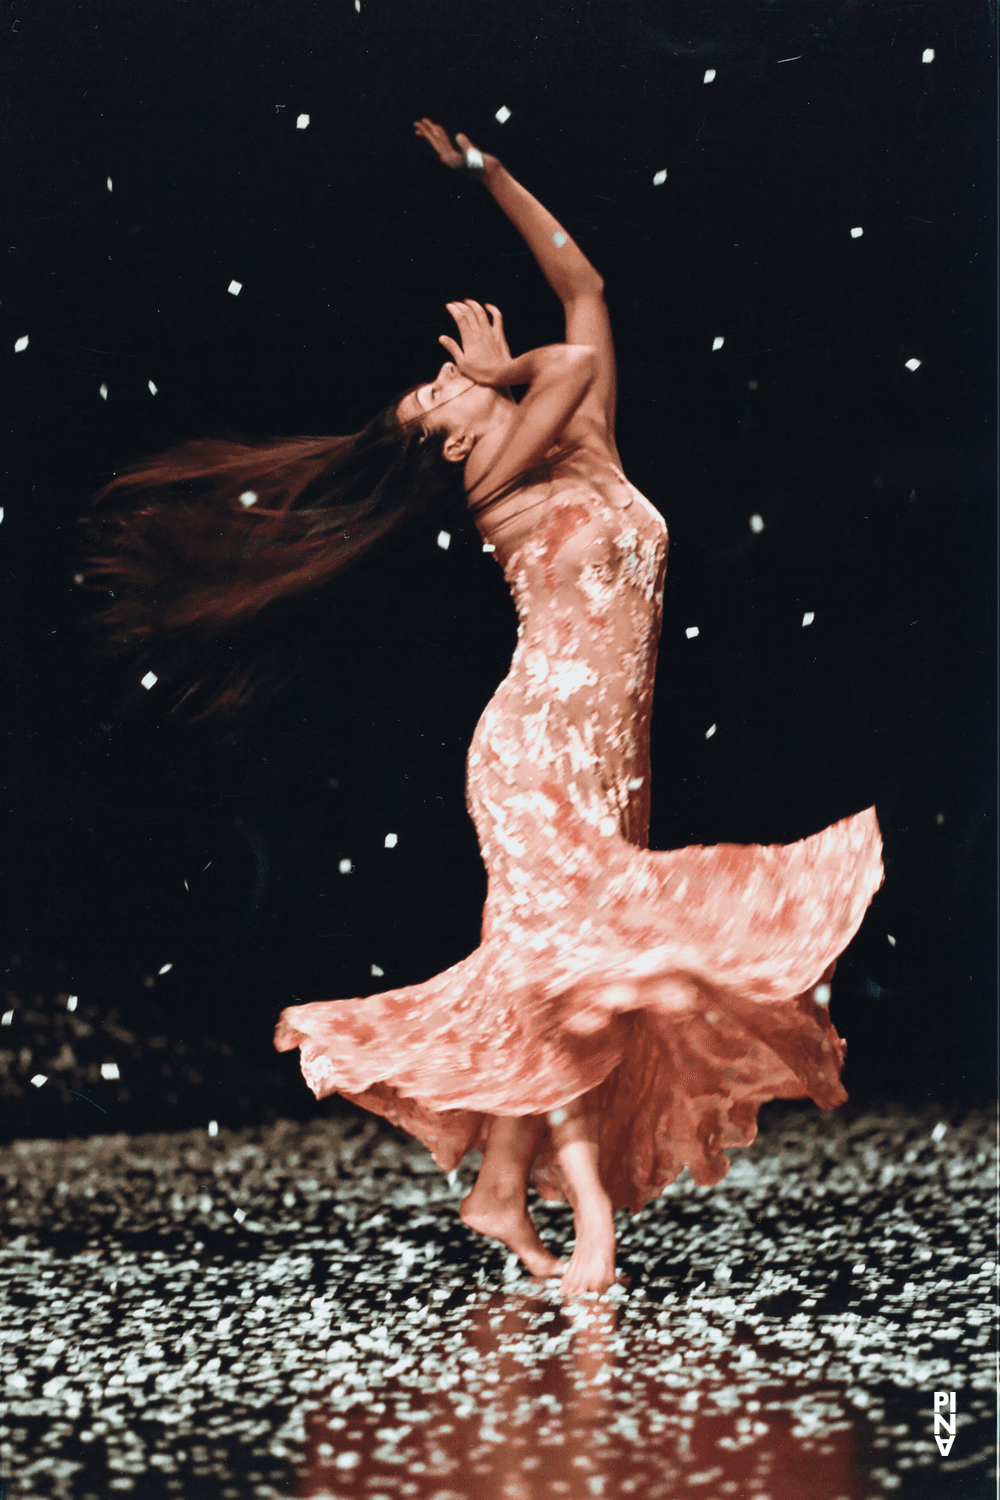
(79, 120, 884, 1297)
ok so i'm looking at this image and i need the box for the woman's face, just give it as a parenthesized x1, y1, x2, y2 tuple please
(396, 362, 511, 460)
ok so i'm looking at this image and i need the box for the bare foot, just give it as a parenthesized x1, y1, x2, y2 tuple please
(558, 1198, 618, 1296)
(460, 1190, 567, 1279)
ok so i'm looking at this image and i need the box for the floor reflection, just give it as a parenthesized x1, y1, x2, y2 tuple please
(300, 1287, 865, 1500)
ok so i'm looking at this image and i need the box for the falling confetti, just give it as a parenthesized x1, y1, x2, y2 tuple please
(239, 491, 258, 508)
(495, 105, 511, 124)
(99, 383, 108, 400)
(749, 514, 765, 533)
(887, 934, 896, 946)
(905, 358, 922, 371)
(338, 858, 353, 874)
(67, 996, 78, 1012)
(712, 336, 725, 351)
(1, 1011, 12, 1026)
(436, 530, 451, 550)
(482, 542, 495, 552)
(233, 1208, 247, 1224)
(653, 169, 668, 186)
(802, 612, 815, 626)
(714, 1264, 732, 1281)
(685, 626, 699, 638)
(935, 812, 945, 824)
(705, 724, 717, 739)
(31, 1074, 47, 1089)
(148, 380, 158, 395)
(106, 177, 113, 192)
(813, 984, 832, 1005)
(599, 817, 617, 836)
(703, 69, 716, 84)
(371, 964, 384, 977)
(158, 963, 173, 975)
(850, 226, 864, 238)
(384, 833, 398, 848)
(228, 280, 242, 296)
(141, 671, 158, 689)
(553, 231, 568, 247)
(101, 1062, 120, 1080)
(627, 776, 644, 789)
(14, 335, 29, 352)
(922, 48, 935, 63)
(208, 1121, 219, 1137)
(296, 114, 310, 130)
(852, 1262, 866, 1274)
(931, 1122, 948, 1143)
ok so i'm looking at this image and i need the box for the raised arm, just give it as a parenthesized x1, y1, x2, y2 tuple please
(414, 120, 619, 449)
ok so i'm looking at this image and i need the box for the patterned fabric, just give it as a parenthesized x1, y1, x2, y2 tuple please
(274, 449, 884, 1213)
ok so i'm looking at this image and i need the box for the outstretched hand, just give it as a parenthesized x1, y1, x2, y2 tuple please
(438, 300, 512, 388)
(413, 118, 501, 179)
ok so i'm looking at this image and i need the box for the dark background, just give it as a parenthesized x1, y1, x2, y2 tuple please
(1, 0, 995, 1142)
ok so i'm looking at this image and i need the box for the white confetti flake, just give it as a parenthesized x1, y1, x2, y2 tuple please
(887, 934, 896, 946)
(749, 513, 765, 533)
(703, 69, 716, 84)
(436, 529, 451, 550)
(0, 509, 3, 524)
(495, 105, 511, 124)
(339, 857, 353, 873)
(705, 724, 717, 739)
(813, 983, 832, 1005)
(148, 379, 158, 395)
(922, 48, 935, 63)
(158, 962, 173, 975)
(355, 0, 360, 9)
(31, 1074, 47, 1088)
(106, 176, 113, 192)
(99, 382, 108, 400)
(850, 226, 864, 238)
(653, 169, 668, 186)
(239, 490, 258, 507)
(931, 1121, 948, 1143)
(208, 1120, 219, 1136)
(802, 611, 815, 626)
(334, 1452, 361, 1471)
(384, 832, 398, 848)
(101, 1062, 120, 1080)
(553, 231, 568, 247)
(548, 1108, 568, 1126)
(905, 358, 922, 372)
(67, 996, 78, 1012)
(141, 670, 158, 689)
(233, 1208, 247, 1224)
(852, 1262, 866, 1275)
(712, 335, 725, 351)
(627, 776, 644, 789)
(370, 963, 385, 978)
(14, 335, 29, 352)
(447, 1169, 461, 1191)
(599, 817, 617, 836)
(714, 1264, 732, 1281)
(685, 626, 700, 639)
(228, 280, 242, 296)
(935, 812, 945, 824)
(981, 1260, 995, 1274)
(482, 542, 495, 552)
(1, 1011, 12, 1026)
(296, 114, 310, 130)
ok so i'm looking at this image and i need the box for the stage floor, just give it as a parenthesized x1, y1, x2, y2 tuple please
(0, 1100, 994, 1499)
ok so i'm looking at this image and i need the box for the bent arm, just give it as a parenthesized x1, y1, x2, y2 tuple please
(482, 160, 618, 441)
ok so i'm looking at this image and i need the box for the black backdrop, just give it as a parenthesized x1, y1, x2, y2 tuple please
(2, 0, 995, 1141)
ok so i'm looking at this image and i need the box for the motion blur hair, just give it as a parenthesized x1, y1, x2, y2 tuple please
(75, 383, 577, 732)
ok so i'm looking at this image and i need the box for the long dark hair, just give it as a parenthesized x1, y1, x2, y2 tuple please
(74, 380, 577, 731)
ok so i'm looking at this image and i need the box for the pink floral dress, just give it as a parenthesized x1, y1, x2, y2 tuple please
(274, 448, 884, 1212)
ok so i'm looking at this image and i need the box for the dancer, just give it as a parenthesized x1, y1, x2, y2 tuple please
(78, 121, 884, 1297)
